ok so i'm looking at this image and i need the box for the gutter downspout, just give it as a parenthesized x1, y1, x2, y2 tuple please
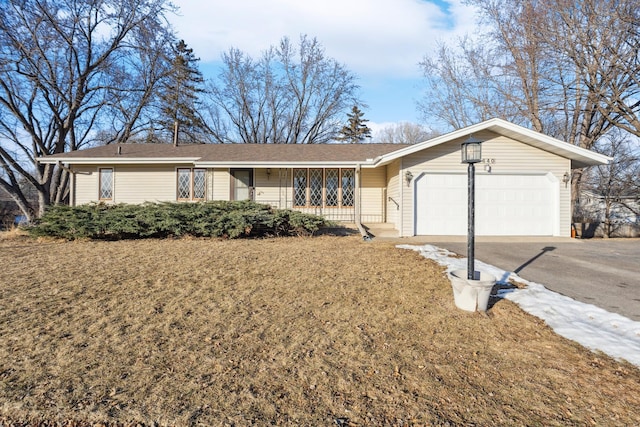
(355, 163, 372, 241)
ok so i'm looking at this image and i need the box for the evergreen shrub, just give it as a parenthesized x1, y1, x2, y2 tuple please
(27, 201, 332, 240)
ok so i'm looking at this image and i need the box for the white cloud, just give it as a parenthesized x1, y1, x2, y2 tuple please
(169, 0, 478, 78)
(368, 121, 400, 139)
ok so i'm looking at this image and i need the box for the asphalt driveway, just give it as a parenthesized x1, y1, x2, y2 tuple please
(400, 237, 640, 321)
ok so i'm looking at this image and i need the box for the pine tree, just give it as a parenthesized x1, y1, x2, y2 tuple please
(337, 105, 372, 143)
(159, 40, 208, 144)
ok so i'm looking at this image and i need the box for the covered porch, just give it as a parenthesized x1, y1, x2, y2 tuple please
(219, 167, 389, 224)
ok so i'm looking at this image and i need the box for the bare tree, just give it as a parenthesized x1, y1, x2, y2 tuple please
(418, 28, 543, 131)
(581, 130, 640, 236)
(0, 0, 176, 220)
(374, 122, 438, 144)
(420, 0, 636, 211)
(567, 0, 640, 138)
(205, 35, 360, 144)
(421, 0, 618, 141)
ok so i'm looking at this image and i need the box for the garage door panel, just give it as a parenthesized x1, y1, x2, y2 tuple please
(416, 173, 555, 236)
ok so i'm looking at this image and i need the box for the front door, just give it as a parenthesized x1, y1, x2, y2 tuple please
(231, 169, 253, 200)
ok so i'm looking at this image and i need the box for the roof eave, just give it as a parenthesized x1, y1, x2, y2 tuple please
(38, 157, 201, 165)
(571, 158, 610, 169)
(194, 161, 369, 168)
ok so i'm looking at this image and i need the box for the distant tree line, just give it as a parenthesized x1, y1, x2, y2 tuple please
(207, 35, 361, 144)
(374, 122, 438, 144)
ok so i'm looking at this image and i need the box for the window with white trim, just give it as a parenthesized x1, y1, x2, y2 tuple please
(177, 168, 206, 201)
(99, 168, 113, 200)
(293, 168, 355, 208)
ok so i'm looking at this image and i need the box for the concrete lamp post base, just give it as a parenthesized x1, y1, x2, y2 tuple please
(448, 269, 497, 312)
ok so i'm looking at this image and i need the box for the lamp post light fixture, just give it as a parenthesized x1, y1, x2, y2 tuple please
(461, 136, 483, 280)
(461, 137, 483, 164)
(448, 135, 496, 311)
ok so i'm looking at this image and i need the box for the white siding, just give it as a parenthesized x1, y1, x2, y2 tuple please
(385, 160, 401, 229)
(401, 130, 571, 237)
(212, 168, 230, 200)
(72, 165, 99, 205)
(72, 164, 177, 204)
(72, 165, 218, 204)
(276, 168, 292, 208)
(360, 167, 386, 223)
(114, 165, 177, 203)
(206, 169, 214, 200)
(254, 168, 282, 207)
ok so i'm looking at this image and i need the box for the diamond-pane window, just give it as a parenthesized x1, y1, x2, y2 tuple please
(99, 168, 113, 200)
(341, 169, 355, 207)
(177, 169, 191, 199)
(309, 169, 323, 206)
(292, 168, 357, 209)
(325, 169, 339, 207)
(193, 169, 206, 199)
(293, 169, 307, 206)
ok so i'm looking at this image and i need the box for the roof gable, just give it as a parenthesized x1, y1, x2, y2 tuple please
(373, 118, 611, 168)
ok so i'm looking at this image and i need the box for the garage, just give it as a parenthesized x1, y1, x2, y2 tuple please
(415, 172, 557, 236)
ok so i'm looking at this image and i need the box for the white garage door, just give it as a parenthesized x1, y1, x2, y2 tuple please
(415, 173, 556, 236)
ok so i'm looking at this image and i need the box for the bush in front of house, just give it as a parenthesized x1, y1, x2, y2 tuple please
(27, 201, 332, 240)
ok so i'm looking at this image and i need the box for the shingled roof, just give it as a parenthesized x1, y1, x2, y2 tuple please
(39, 119, 610, 169)
(39, 143, 411, 164)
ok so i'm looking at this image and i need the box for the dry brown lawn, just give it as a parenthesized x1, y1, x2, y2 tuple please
(1, 235, 639, 426)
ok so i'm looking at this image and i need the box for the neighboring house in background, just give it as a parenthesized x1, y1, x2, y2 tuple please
(39, 118, 610, 237)
(577, 190, 639, 224)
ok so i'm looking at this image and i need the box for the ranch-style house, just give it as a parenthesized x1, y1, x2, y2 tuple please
(39, 118, 610, 237)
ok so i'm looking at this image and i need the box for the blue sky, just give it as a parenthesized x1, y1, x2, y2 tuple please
(168, 0, 479, 134)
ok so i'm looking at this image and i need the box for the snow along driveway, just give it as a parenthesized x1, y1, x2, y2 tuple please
(422, 238, 640, 321)
(399, 244, 640, 368)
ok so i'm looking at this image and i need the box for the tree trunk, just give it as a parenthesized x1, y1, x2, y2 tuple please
(570, 168, 584, 221)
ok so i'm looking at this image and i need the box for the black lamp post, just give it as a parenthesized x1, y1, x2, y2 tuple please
(461, 136, 483, 280)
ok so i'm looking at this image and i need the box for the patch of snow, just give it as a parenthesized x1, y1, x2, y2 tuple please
(398, 244, 640, 367)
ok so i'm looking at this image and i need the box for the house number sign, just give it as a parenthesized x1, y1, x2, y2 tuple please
(481, 158, 496, 164)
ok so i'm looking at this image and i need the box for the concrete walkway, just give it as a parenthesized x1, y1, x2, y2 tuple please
(376, 236, 640, 322)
